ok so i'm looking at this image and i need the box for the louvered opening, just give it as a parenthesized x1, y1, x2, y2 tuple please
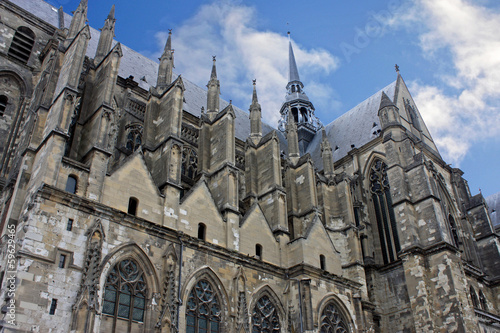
(8, 27, 35, 64)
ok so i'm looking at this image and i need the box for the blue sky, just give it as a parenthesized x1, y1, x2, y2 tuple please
(49, 0, 500, 198)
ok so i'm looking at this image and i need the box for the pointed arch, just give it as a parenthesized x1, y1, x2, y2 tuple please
(317, 294, 354, 333)
(249, 284, 286, 332)
(98, 243, 159, 331)
(181, 266, 230, 333)
(364, 157, 400, 265)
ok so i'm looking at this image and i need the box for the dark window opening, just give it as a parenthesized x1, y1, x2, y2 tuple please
(320, 254, 326, 270)
(479, 290, 487, 311)
(49, 299, 58, 315)
(65, 175, 77, 194)
(126, 127, 142, 152)
(470, 286, 479, 308)
(291, 107, 299, 123)
(255, 244, 262, 260)
(448, 215, 460, 248)
(198, 223, 206, 241)
(0, 95, 7, 116)
(58, 254, 66, 268)
(66, 219, 73, 231)
(8, 26, 35, 64)
(370, 160, 400, 265)
(128, 197, 138, 216)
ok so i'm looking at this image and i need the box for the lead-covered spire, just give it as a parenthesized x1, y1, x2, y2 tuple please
(278, 32, 321, 154)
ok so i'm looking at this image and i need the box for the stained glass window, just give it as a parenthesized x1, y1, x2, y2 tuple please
(102, 259, 147, 324)
(252, 295, 280, 332)
(320, 302, 349, 333)
(370, 160, 400, 264)
(186, 279, 221, 333)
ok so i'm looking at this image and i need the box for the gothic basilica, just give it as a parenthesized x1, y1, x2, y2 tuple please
(0, 0, 499, 332)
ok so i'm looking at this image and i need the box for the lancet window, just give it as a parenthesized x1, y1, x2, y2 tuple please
(370, 160, 400, 264)
(182, 146, 198, 179)
(126, 125, 142, 152)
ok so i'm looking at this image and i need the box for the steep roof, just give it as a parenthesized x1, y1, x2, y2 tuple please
(306, 81, 397, 169)
(486, 192, 500, 228)
(10, 0, 286, 149)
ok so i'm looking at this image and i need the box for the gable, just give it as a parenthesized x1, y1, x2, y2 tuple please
(288, 216, 341, 275)
(179, 180, 226, 247)
(239, 204, 279, 265)
(101, 152, 163, 223)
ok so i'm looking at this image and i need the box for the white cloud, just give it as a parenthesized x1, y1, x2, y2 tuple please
(395, 0, 500, 165)
(154, 1, 340, 127)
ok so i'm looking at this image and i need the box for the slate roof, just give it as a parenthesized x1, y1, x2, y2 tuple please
(12, 0, 398, 165)
(10, 0, 286, 149)
(306, 81, 397, 169)
(486, 192, 500, 228)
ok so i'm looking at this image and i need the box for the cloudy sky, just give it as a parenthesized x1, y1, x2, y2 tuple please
(49, 0, 500, 198)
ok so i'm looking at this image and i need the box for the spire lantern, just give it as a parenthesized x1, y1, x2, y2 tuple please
(278, 34, 321, 155)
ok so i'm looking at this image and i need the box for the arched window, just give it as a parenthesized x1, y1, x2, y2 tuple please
(126, 125, 142, 152)
(182, 146, 198, 179)
(255, 244, 262, 260)
(102, 259, 147, 331)
(470, 286, 479, 308)
(65, 175, 77, 194)
(198, 223, 206, 241)
(320, 301, 349, 333)
(0, 95, 7, 116)
(320, 255, 326, 270)
(128, 197, 138, 216)
(186, 279, 221, 333)
(479, 290, 487, 311)
(448, 215, 460, 248)
(8, 26, 35, 64)
(370, 160, 400, 265)
(252, 295, 280, 332)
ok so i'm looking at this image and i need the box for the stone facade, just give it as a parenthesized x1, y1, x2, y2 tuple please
(0, 0, 499, 332)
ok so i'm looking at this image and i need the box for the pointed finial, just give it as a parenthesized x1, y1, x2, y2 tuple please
(395, 64, 400, 73)
(288, 31, 291, 41)
(210, 56, 217, 79)
(251, 79, 259, 104)
(321, 126, 327, 140)
(108, 4, 115, 19)
(164, 29, 172, 52)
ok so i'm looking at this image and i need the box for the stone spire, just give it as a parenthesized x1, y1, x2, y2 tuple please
(94, 5, 116, 65)
(156, 30, 174, 90)
(206, 56, 220, 118)
(286, 107, 300, 165)
(320, 127, 334, 180)
(67, 0, 88, 40)
(249, 79, 262, 144)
